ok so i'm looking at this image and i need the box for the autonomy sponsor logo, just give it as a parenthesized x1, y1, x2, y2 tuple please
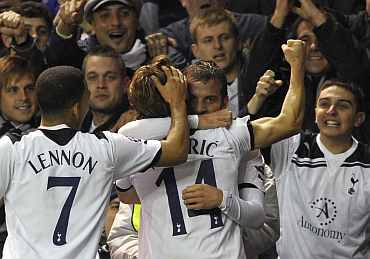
(297, 197, 346, 243)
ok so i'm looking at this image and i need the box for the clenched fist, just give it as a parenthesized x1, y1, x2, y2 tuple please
(282, 39, 305, 68)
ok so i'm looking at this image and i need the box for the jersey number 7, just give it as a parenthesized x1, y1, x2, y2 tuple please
(156, 159, 224, 236)
(47, 176, 81, 246)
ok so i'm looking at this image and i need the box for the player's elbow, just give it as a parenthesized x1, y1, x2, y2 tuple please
(247, 204, 265, 229)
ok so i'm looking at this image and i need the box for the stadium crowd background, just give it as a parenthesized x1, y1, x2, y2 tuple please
(0, 0, 369, 258)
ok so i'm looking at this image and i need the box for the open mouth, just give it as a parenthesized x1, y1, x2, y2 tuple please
(213, 53, 225, 60)
(325, 120, 340, 127)
(16, 104, 32, 111)
(108, 31, 126, 41)
(200, 3, 211, 9)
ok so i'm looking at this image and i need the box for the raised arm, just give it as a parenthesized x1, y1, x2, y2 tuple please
(252, 39, 305, 149)
(153, 66, 189, 167)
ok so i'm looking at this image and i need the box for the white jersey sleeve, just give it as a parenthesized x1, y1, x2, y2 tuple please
(227, 116, 254, 157)
(103, 132, 161, 180)
(119, 118, 170, 140)
(238, 149, 265, 191)
(108, 203, 139, 259)
(270, 133, 301, 178)
(0, 137, 14, 198)
(118, 116, 199, 140)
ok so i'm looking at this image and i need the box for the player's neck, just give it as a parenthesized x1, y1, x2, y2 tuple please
(40, 114, 78, 129)
(319, 134, 353, 154)
(91, 111, 111, 128)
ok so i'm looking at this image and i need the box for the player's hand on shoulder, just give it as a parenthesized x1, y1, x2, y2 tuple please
(152, 65, 187, 107)
(182, 184, 223, 209)
(282, 39, 305, 67)
(198, 108, 232, 129)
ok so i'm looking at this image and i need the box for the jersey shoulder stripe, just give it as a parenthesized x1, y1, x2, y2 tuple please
(344, 142, 370, 166)
(291, 132, 327, 168)
(295, 132, 324, 159)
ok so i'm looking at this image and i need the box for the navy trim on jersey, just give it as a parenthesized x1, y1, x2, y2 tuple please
(292, 132, 370, 169)
(5, 128, 23, 143)
(93, 131, 108, 141)
(238, 183, 259, 190)
(40, 128, 78, 146)
(291, 158, 327, 168)
(295, 132, 325, 159)
(143, 148, 162, 171)
(247, 121, 255, 150)
(5, 128, 36, 144)
(115, 184, 133, 192)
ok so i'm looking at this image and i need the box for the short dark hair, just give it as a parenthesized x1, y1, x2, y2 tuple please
(36, 66, 86, 115)
(15, 1, 53, 30)
(318, 79, 365, 113)
(183, 60, 228, 99)
(0, 55, 36, 89)
(128, 58, 171, 118)
(82, 46, 126, 76)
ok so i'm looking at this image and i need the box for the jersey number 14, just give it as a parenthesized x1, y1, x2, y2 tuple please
(156, 159, 224, 236)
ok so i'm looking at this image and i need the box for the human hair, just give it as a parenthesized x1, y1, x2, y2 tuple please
(0, 55, 36, 90)
(190, 9, 238, 43)
(82, 46, 126, 76)
(183, 60, 227, 99)
(128, 58, 171, 118)
(15, 1, 53, 30)
(290, 17, 312, 39)
(318, 79, 365, 113)
(36, 66, 86, 116)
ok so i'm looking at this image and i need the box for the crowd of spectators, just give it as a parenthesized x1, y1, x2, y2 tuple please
(0, 0, 370, 258)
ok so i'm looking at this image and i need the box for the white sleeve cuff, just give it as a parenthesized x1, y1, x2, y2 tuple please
(188, 115, 199, 129)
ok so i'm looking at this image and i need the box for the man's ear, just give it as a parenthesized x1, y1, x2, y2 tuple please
(122, 76, 131, 94)
(192, 43, 199, 59)
(354, 112, 366, 128)
(222, 96, 228, 108)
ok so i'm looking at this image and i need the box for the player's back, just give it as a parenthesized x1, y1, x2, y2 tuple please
(120, 117, 253, 259)
(0, 125, 160, 259)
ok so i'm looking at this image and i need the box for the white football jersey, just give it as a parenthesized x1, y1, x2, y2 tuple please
(0, 124, 161, 259)
(271, 133, 370, 259)
(119, 116, 254, 259)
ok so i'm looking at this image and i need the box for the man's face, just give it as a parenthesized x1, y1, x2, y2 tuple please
(0, 74, 37, 125)
(297, 21, 329, 74)
(192, 22, 239, 72)
(189, 79, 225, 114)
(181, 0, 225, 18)
(315, 85, 364, 141)
(23, 17, 49, 50)
(85, 56, 126, 113)
(91, 4, 138, 53)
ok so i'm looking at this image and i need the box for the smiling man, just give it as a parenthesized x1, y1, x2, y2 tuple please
(52, 0, 147, 76)
(0, 55, 39, 257)
(270, 79, 370, 258)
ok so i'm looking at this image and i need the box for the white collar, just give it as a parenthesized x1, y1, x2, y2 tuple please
(38, 124, 71, 130)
